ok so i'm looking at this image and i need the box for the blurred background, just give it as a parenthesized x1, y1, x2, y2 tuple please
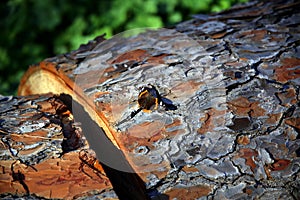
(1, 0, 248, 95)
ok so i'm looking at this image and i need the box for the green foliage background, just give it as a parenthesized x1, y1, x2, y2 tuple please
(1, 0, 247, 95)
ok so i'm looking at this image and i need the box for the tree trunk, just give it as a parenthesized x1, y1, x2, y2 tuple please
(0, 94, 116, 199)
(2, 0, 300, 199)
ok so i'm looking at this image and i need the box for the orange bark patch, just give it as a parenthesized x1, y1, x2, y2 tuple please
(127, 121, 165, 139)
(237, 135, 250, 145)
(197, 108, 227, 134)
(275, 58, 300, 83)
(249, 102, 266, 117)
(10, 130, 51, 145)
(228, 97, 266, 117)
(95, 101, 112, 114)
(266, 113, 282, 125)
(0, 152, 111, 199)
(165, 118, 182, 129)
(166, 185, 212, 199)
(285, 117, 300, 130)
(271, 159, 291, 171)
(182, 166, 200, 173)
(228, 97, 251, 112)
(276, 88, 297, 106)
(147, 53, 170, 64)
(109, 49, 150, 64)
(118, 121, 166, 151)
(239, 29, 268, 41)
(244, 188, 253, 195)
(171, 80, 203, 99)
(238, 148, 258, 172)
(211, 31, 227, 39)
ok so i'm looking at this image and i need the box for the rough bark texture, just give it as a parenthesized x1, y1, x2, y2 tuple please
(2, 0, 300, 199)
(0, 94, 117, 199)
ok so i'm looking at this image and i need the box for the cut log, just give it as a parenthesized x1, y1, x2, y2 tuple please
(0, 94, 149, 199)
(0, 94, 116, 199)
(11, 0, 300, 199)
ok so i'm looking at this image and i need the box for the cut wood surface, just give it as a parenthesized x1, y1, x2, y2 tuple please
(1, 0, 300, 199)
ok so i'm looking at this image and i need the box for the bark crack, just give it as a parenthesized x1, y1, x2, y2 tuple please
(266, 104, 297, 134)
(225, 61, 261, 95)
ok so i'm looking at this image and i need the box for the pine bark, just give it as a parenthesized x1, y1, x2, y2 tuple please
(1, 0, 300, 199)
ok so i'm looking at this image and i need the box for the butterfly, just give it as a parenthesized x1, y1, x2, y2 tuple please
(131, 85, 177, 118)
(115, 85, 177, 128)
